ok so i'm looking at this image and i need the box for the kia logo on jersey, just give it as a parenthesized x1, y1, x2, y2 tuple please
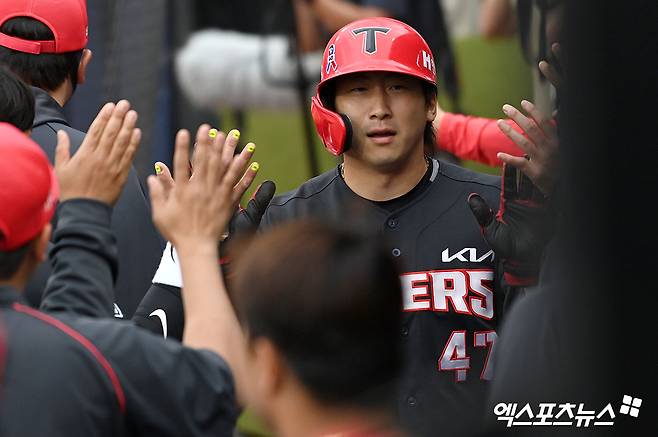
(442, 247, 495, 263)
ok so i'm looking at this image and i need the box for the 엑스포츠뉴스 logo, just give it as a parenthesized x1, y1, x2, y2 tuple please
(493, 395, 643, 428)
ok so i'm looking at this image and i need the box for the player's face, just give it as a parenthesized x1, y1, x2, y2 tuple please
(334, 72, 435, 170)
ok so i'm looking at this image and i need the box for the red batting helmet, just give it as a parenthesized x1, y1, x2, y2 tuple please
(310, 17, 438, 156)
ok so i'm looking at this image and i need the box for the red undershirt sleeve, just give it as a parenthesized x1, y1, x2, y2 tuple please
(437, 112, 526, 167)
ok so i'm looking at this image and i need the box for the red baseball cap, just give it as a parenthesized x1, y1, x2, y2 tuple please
(0, 123, 59, 251)
(0, 0, 88, 54)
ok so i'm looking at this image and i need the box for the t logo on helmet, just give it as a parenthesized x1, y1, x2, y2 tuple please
(352, 27, 390, 54)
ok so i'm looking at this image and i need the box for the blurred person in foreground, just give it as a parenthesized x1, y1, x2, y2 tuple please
(483, 0, 658, 435)
(0, 100, 260, 435)
(229, 221, 405, 436)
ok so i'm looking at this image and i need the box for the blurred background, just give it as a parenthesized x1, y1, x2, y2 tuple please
(63, 0, 539, 201)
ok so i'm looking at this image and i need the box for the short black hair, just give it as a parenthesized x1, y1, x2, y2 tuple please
(320, 76, 437, 150)
(232, 220, 403, 408)
(0, 235, 32, 280)
(0, 66, 35, 131)
(0, 17, 83, 92)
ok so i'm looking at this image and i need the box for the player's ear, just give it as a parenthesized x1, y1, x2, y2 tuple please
(77, 49, 93, 85)
(425, 88, 437, 122)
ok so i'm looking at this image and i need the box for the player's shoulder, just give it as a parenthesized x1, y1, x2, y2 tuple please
(269, 167, 342, 208)
(31, 122, 86, 162)
(435, 159, 501, 193)
(263, 167, 343, 226)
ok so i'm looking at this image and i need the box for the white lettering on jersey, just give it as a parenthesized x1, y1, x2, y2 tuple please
(441, 247, 495, 263)
(430, 270, 470, 314)
(401, 272, 431, 311)
(400, 269, 495, 320)
(468, 270, 495, 320)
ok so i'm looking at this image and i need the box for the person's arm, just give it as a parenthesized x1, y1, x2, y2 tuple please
(293, 0, 324, 53)
(40, 101, 141, 317)
(40, 200, 117, 316)
(133, 280, 185, 340)
(436, 110, 526, 167)
(79, 319, 240, 436)
(132, 179, 275, 341)
(307, 0, 395, 32)
(480, 0, 517, 38)
(147, 126, 260, 403)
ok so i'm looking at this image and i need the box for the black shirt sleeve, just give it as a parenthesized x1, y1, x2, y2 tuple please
(69, 318, 240, 437)
(39, 199, 117, 318)
(133, 283, 185, 341)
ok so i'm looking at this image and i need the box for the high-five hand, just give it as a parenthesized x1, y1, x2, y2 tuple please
(147, 125, 259, 255)
(55, 100, 141, 205)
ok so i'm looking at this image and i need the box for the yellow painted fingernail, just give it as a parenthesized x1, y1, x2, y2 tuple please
(250, 162, 260, 171)
(154, 164, 162, 175)
(231, 129, 240, 140)
(208, 128, 218, 138)
(246, 143, 255, 153)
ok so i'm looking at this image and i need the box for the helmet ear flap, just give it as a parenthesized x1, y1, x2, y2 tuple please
(339, 113, 353, 153)
(311, 95, 352, 156)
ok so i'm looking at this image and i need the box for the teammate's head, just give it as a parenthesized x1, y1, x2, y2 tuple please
(311, 17, 437, 160)
(0, 66, 35, 132)
(0, 123, 58, 282)
(231, 220, 402, 425)
(0, 0, 91, 98)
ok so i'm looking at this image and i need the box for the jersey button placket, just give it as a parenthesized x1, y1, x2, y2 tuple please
(387, 217, 398, 229)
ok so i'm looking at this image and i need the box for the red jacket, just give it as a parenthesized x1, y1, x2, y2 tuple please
(437, 112, 525, 167)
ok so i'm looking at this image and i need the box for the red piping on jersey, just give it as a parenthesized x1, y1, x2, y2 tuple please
(12, 303, 126, 414)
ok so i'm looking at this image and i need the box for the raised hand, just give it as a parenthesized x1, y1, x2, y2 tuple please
(55, 100, 141, 205)
(468, 164, 556, 286)
(538, 42, 563, 89)
(497, 100, 558, 196)
(147, 125, 259, 255)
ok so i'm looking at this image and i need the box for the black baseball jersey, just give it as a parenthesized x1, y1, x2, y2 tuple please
(261, 159, 515, 437)
(134, 159, 521, 436)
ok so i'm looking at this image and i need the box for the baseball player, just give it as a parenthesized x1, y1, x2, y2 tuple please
(136, 17, 547, 436)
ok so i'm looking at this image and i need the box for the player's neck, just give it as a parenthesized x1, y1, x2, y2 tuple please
(47, 80, 73, 108)
(342, 149, 428, 202)
(0, 267, 32, 293)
